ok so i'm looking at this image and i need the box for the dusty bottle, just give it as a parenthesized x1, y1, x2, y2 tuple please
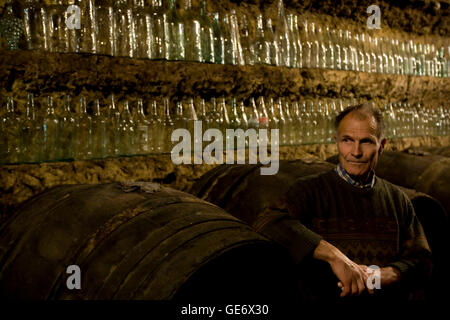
(106, 94, 121, 157)
(20, 93, 42, 163)
(1, 96, 21, 163)
(75, 96, 92, 159)
(42, 96, 60, 161)
(59, 95, 76, 160)
(91, 99, 107, 159)
(134, 98, 150, 155)
(118, 100, 135, 156)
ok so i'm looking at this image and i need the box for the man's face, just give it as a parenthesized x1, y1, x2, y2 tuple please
(335, 112, 386, 181)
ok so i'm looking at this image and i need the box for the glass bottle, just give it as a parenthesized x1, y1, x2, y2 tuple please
(45, 0, 67, 53)
(106, 94, 121, 157)
(149, 100, 164, 153)
(42, 96, 60, 162)
(387, 38, 396, 74)
(133, 0, 150, 59)
(59, 95, 76, 160)
(394, 39, 403, 75)
(355, 33, 364, 72)
(184, 98, 198, 142)
(274, 0, 290, 67)
(290, 100, 301, 144)
(96, 0, 115, 56)
(324, 26, 334, 70)
(380, 37, 390, 74)
(267, 98, 279, 147)
(134, 98, 150, 155)
(276, 98, 288, 145)
(230, 10, 244, 66)
(310, 22, 319, 69)
(167, 0, 185, 61)
(238, 100, 249, 131)
(23, 0, 48, 51)
(218, 97, 230, 138)
(118, 100, 135, 156)
(173, 100, 186, 130)
(299, 100, 312, 144)
(368, 36, 378, 73)
(254, 14, 270, 65)
(339, 29, 350, 71)
(239, 13, 255, 66)
(265, 18, 279, 66)
(211, 12, 225, 64)
(293, 15, 303, 68)
(206, 97, 221, 131)
(1, 96, 21, 163)
(183, 0, 202, 62)
(228, 98, 241, 130)
(257, 96, 269, 131)
(0, 0, 24, 50)
(199, 0, 214, 63)
(91, 99, 107, 159)
(162, 98, 174, 153)
(79, 0, 97, 54)
(20, 93, 42, 163)
(74, 96, 92, 159)
(151, 0, 168, 60)
(331, 29, 341, 70)
(220, 13, 234, 65)
(361, 33, 371, 73)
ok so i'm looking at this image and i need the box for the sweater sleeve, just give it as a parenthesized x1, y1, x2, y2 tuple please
(386, 195, 433, 286)
(251, 175, 324, 264)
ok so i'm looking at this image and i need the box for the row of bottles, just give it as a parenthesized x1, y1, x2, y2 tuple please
(1, 93, 448, 165)
(382, 102, 450, 139)
(2, 0, 448, 77)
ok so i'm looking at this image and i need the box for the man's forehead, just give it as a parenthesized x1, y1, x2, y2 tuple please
(337, 114, 378, 137)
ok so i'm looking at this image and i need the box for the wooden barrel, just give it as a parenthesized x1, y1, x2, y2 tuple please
(191, 159, 335, 227)
(328, 151, 450, 213)
(403, 146, 450, 158)
(0, 182, 297, 301)
(191, 160, 449, 301)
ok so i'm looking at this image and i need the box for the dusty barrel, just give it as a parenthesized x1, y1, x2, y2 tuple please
(328, 151, 450, 213)
(191, 158, 335, 227)
(0, 182, 296, 300)
(403, 146, 450, 157)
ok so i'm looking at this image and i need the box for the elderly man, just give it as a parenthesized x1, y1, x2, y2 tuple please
(259, 103, 432, 301)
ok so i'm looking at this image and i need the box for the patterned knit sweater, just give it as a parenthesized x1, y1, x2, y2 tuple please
(258, 169, 432, 289)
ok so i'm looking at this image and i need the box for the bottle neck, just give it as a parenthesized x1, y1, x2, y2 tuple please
(93, 100, 101, 116)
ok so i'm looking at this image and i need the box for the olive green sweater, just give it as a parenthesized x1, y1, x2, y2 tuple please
(258, 169, 432, 287)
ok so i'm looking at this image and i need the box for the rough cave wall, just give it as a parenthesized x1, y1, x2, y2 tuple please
(0, 0, 449, 221)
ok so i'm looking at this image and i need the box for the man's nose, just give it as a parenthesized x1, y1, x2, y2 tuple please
(351, 142, 362, 157)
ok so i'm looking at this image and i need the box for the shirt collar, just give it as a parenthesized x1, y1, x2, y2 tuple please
(335, 163, 376, 189)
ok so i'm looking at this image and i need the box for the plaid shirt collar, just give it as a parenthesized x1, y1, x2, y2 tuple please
(335, 163, 376, 189)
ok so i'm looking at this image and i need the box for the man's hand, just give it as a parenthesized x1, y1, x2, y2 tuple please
(313, 240, 368, 297)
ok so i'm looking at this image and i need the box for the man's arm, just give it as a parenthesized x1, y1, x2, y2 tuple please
(384, 196, 432, 287)
(257, 214, 370, 297)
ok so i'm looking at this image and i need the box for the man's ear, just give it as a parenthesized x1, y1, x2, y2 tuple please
(379, 138, 387, 154)
(333, 133, 337, 142)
